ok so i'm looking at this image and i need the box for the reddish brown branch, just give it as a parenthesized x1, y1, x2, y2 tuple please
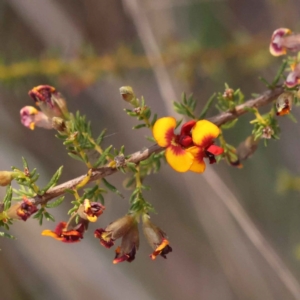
(32, 86, 284, 206)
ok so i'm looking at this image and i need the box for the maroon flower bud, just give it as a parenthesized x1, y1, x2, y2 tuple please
(42, 212, 89, 243)
(28, 85, 69, 119)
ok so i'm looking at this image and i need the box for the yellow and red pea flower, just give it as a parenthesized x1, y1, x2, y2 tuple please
(150, 238, 172, 260)
(152, 117, 223, 173)
(94, 215, 140, 264)
(94, 214, 135, 248)
(42, 221, 85, 243)
(5, 197, 38, 221)
(142, 214, 172, 260)
(113, 223, 139, 264)
(79, 199, 105, 223)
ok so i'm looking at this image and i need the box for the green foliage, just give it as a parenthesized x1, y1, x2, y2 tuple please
(216, 84, 244, 113)
(173, 93, 197, 118)
(41, 166, 63, 193)
(33, 207, 55, 225)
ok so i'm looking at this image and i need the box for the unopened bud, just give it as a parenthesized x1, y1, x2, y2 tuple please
(262, 126, 274, 139)
(223, 88, 234, 100)
(28, 85, 69, 119)
(120, 86, 135, 102)
(0, 171, 15, 186)
(142, 214, 172, 260)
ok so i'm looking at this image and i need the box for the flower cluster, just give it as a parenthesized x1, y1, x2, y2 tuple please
(152, 117, 223, 173)
(269, 28, 300, 90)
(20, 85, 69, 130)
(42, 199, 104, 243)
(42, 198, 171, 263)
(94, 214, 172, 264)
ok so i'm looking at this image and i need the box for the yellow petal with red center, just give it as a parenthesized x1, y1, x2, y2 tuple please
(192, 120, 220, 147)
(165, 145, 194, 172)
(187, 146, 206, 173)
(152, 117, 176, 147)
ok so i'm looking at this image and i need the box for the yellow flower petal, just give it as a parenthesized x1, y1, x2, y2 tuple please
(165, 146, 193, 172)
(41, 230, 63, 241)
(152, 117, 176, 147)
(87, 215, 97, 222)
(187, 146, 206, 173)
(192, 120, 220, 147)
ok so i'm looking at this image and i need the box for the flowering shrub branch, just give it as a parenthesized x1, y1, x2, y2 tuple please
(1, 27, 300, 264)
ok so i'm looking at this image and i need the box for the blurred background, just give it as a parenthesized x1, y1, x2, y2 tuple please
(1, 0, 300, 299)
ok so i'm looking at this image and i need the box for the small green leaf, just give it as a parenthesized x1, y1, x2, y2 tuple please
(3, 186, 13, 210)
(175, 119, 183, 129)
(41, 166, 63, 193)
(141, 96, 145, 107)
(102, 178, 124, 198)
(272, 60, 287, 87)
(68, 207, 77, 215)
(132, 124, 147, 130)
(198, 93, 215, 119)
(125, 177, 135, 189)
(243, 106, 257, 113)
(0, 232, 16, 239)
(221, 119, 238, 129)
(39, 214, 44, 226)
(46, 196, 65, 208)
(146, 136, 156, 142)
(93, 145, 113, 168)
(126, 162, 137, 172)
(96, 129, 107, 145)
(44, 212, 55, 222)
(22, 157, 29, 169)
(143, 108, 151, 119)
(68, 152, 84, 162)
(151, 113, 158, 127)
(258, 76, 272, 89)
(182, 93, 187, 105)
